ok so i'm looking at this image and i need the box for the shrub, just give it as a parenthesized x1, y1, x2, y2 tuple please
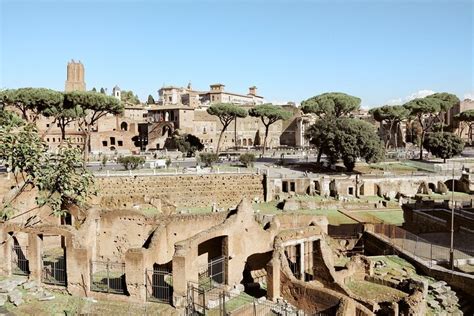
(117, 156, 145, 170)
(239, 153, 255, 167)
(199, 153, 218, 167)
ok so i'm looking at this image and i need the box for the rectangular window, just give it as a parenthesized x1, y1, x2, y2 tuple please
(46, 124, 50, 128)
(102, 141, 108, 147)
(118, 140, 123, 146)
(110, 137, 116, 145)
(290, 182, 296, 192)
(348, 187, 354, 195)
(282, 181, 288, 193)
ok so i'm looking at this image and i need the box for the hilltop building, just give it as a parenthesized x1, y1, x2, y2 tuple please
(64, 60, 86, 92)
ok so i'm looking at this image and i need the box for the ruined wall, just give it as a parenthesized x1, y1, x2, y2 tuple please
(96, 174, 264, 209)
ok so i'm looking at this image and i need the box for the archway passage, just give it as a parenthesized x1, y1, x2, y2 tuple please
(428, 182, 436, 193)
(314, 181, 321, 195)
(197, 236, 228, 288)
(146, 262, 173, 304)
(120, 121, 128, 131)
(241, 251, 272, 298)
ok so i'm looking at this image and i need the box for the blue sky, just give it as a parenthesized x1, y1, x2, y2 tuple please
(1, 0, 473, 107)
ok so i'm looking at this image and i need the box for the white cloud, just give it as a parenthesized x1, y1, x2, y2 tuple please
(386, 89, 435, 105)
(464, 91, 474, 100)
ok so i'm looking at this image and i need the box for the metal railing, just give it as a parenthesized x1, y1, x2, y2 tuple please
(373, 224, 474, 267)
(90, 260, 127, 294)
(146, 268, 173, 304)
(42, 251, 66, 286)
(12, 244, 29, 276)
(186, 282, 333, 316)
(198, 255, 227, 290)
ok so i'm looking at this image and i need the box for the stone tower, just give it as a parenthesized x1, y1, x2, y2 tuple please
(112, 85, 121, 100)
(65, 59, 86, 92)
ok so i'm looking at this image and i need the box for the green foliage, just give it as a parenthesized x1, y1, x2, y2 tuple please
(425, 93, 460, 112)
(239, 153, 256, 167)
(0, 108, 24, 127)
(0, 123, 94, 219)
(207, 103, 248, 153)
(100, 87, 106, 94)
(306, 118, 383, 171)
(249, 104, 292, 153)
(92, 87, 97, 92)
(424, 132, 464, 161)
(301, 92, 361, 118)
(370, 105, 409, 149)
(199, 153, 218, 167)
(64, 91, 124, 161)
(165, 158, 172, 168)
(165, 133, 204, 157)
(121, 90, 140, 104)
(0, 88, 63, 122)
(370, 105, 409, 123)
(455, 109, 474, 122)
(147, 94, 155, 105)
(117, 156, 145, 170)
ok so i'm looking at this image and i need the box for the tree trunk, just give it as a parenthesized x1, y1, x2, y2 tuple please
(262, 125, 269, 155)
(59, 124, 66, 147)
(216, 124, 228, 155)
(316, 149, 323, 164)
(419, 131, 424, 161)
(83, 131, 91, 167)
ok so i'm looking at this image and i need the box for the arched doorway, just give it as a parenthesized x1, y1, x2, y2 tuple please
(120, 122, 128, 131)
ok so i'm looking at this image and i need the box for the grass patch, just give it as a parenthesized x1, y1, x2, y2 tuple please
(365, 210, 404, 225)
(346, 280, 407, 302)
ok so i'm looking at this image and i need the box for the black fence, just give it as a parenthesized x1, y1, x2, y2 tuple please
(90, 260, 127, 294)
(12, 244, 29, 276)
(42, 250, 66, 286)
(146, 268, 173, 304)
(198, 255, 226, 290)
(186, 282, 332, 316)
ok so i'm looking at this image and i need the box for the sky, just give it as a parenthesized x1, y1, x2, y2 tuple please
(1, 0, 473, 108)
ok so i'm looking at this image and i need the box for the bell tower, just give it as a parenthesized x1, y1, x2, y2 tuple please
(65, 59, 86, 92)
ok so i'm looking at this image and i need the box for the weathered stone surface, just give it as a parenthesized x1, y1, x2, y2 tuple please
(0, 294, 7, 307)
(8, 290, 23, 306)
(282, 199, 299, 212)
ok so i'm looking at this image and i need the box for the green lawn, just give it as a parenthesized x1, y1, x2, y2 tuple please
(362, 209, 404, 225)
(345, 280, 407, 302)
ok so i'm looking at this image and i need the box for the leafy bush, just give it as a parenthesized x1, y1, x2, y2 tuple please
(239, 153, 255, 167)
(117, 156, 145, 170)
(199, 153, 218, 167)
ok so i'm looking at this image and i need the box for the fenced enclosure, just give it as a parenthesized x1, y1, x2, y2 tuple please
(90, 260, 127, 294)
(12, 244, 29, 276)
(373, 223, 474, 266)
(198, 256, 226, 290)
(186, 282, 332, 316)
(146, 268, 173, 304)
(42, 248, 66, 286)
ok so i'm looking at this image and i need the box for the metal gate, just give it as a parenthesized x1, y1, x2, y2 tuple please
(90, 261, 126, 294)
(146, 268, 173, 304)
(12, 245, 29, 276)
(42, 251, 66, 286)
(198, 255, 226, 289)
(186, 282, 207, 315)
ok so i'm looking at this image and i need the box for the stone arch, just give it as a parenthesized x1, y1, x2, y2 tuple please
(329, 180, 337, 197)
(444, 179, 466, 192)
(248, 138, 253, 146)
(428, 182, 436, 193)
(243, 139, 247, 146)
(314, 181, 321, 195)
(162, 125, 172, 137)
(374, 184, 381, 197)
(417, 182, 430, 195)
(120, 121, 128, 131)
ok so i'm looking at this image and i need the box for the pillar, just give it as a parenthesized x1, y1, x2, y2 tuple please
(0, 228, 12, 276)
(66, 247, 91, 297)
(266, 257, 281, 301)
(125, 249, 146, 302)
(172, 254, 189, 308)
(28, 234, 43, 281)
(299, 243, 305, 281)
